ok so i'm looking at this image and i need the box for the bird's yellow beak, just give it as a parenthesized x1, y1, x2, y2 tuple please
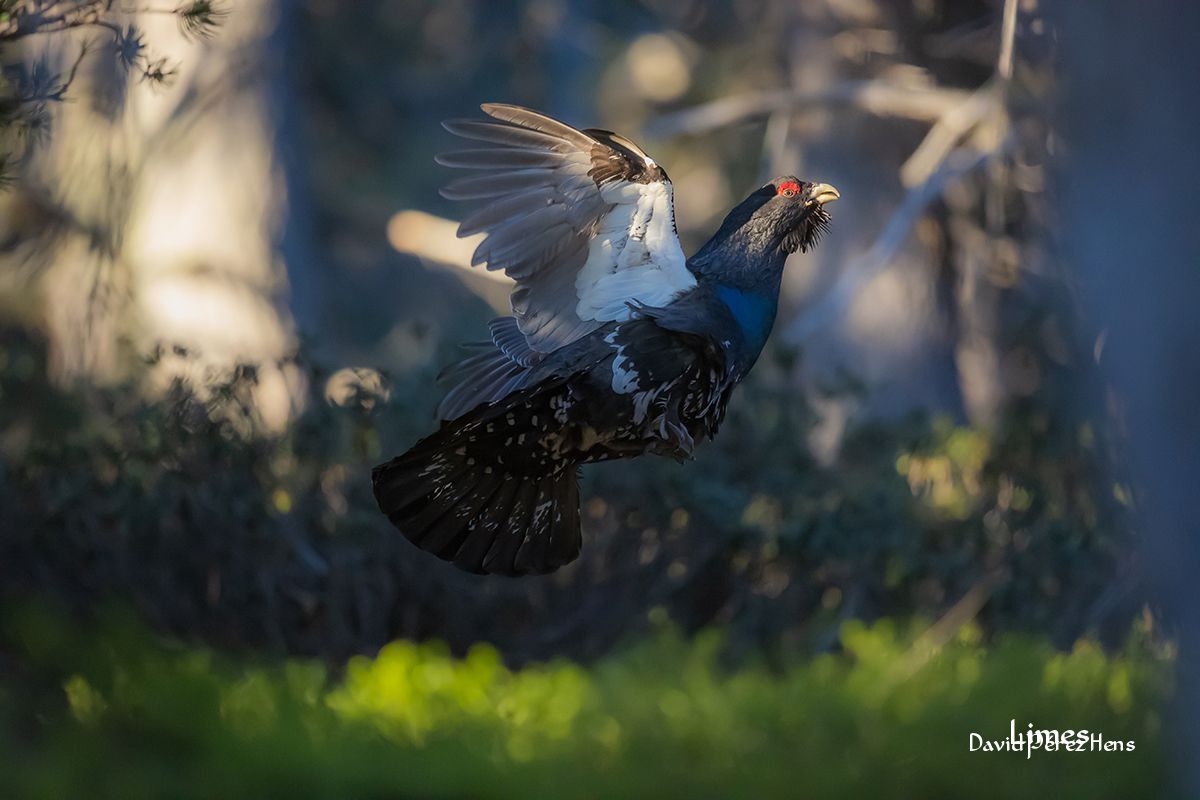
(808, 183, 841, 206)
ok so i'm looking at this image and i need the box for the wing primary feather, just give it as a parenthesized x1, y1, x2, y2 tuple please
(469, 207, 572, 258)
(442, 120, 571, 152)
(479, 104, 597, 149)
(457, 192, 565, 238)
(440, 169, 559, 201)
(436, 149, 562, 169)
(438, 103, 691, 354)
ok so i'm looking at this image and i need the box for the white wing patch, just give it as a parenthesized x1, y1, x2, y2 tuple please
(440, 105, 696, 358)
(575, 181, 695, 322)
(605, 330, 640, 394)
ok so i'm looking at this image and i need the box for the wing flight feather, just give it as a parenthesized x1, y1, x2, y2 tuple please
(438, 103, 695, 355)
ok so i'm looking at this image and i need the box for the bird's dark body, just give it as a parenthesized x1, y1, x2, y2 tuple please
(523, 286, 749, 465)
(373, 104, 837, 575)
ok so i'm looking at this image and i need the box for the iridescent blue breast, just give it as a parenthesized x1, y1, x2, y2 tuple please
(713, 283, 778, 358)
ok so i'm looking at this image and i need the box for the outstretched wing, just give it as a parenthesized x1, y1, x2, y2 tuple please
(438, 103, 695, 355)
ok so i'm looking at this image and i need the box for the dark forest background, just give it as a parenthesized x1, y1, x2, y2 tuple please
(0, 1, 1195, 797)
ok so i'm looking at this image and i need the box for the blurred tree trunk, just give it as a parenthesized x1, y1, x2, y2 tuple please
(1055, 1, 1200, 793)
(269, 1, 323, 336)
(0, 1, 300, 426)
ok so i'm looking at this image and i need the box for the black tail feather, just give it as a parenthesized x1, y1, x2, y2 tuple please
(509, 470, 582, 575)
(418, 470, 504, 558)
(481, 477, 538, 574)
(548, 475, 582, 566)
(372, 413, 582, 576)
(452, 473, 521, 573)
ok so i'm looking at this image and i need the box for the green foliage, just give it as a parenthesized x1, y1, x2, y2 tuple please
(0, 316, 1153, 795)
(0, 605, 1174, 800)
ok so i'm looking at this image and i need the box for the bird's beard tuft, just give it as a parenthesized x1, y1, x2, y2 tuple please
(782, 206, 832, 254)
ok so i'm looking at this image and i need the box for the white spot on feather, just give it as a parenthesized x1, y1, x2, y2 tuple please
(606, 329, 640, 395)
(611, 351, 639, 394)
(631, 389, 657, 424)
(532, 499, 553, 531)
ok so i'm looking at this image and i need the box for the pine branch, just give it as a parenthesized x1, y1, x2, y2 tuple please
(647, 80, 973, 138)
(0, 0, 227, 191)
(173, 0, 226, 40)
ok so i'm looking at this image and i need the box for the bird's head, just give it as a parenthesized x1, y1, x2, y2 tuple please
(689, 174, 841, 287)
(749, 176, 840, 254)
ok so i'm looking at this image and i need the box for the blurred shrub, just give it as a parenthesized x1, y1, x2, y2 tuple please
(0, 319, 1163, 796)
(0, 321, 1141, 663)
(0, 604, 1173, 800)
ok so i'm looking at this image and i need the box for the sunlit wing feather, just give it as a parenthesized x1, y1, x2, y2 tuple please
(438, 103, 695, 356)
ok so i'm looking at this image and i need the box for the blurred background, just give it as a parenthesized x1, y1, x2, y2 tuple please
(0, 0, 1195, 797)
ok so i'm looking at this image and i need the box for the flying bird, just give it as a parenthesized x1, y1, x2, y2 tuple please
(373, 103, 839, 576)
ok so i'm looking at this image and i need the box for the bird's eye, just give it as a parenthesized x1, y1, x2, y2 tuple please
(776, 181, 802, 198)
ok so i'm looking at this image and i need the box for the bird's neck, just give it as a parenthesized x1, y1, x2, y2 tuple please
(711, 282, 778, 360)
(687, 221, 788, 289)
(686, 224, 789, 365)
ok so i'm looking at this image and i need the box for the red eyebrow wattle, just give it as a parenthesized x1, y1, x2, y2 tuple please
(777, 181, 802, 195)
